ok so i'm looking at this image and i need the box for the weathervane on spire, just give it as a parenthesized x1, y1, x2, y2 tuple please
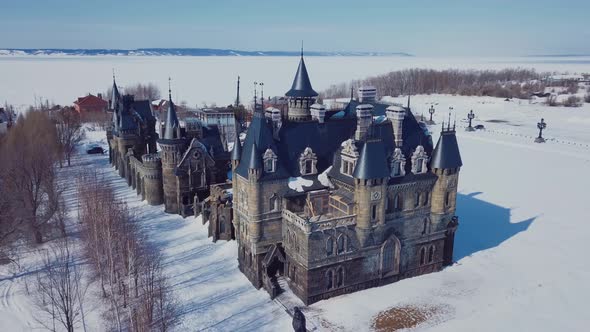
(112, 68, 116, 81)
(168, 77, 172, 99)
(301, 40, 304, 57)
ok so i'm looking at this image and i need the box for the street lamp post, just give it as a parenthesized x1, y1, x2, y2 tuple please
(428, 105, 435, 124)
(466, 110, 475, 132)
(535, 118, 547, 143)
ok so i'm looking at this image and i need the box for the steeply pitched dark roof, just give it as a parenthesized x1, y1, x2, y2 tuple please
(231, 138, 242, 161)
(430, 130, 462, 169)
(111, 79, 120, 110)
(285, 56, 318, 98)
(248, 142, 262, 169)
(163, 94, 180, 139)
(352, 139, 390, 179)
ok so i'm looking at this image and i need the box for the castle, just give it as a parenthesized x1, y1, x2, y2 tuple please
(106, 78, 231, 217)
(225, 53, 463, 304)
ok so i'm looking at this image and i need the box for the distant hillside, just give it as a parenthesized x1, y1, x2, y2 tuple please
(0, 48, 413, 57)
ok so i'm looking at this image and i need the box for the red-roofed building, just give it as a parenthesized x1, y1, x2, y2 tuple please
(73, 94, 108, 113)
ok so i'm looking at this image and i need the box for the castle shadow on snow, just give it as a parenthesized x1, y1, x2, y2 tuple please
(453, 192, 535, 261)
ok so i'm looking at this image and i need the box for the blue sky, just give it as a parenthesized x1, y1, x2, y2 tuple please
(1, 0, 588, 56)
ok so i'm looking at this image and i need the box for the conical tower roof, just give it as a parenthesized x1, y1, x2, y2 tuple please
(431, 129, 462, 169)
(285, 53, 318, 98)
(248, 142, 262, 169)
(231, 118, 242, 161)
(163, 89, 180, 140)
(353, 139, 389, 179)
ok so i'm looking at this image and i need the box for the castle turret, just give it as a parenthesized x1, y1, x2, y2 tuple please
(353, 138, 389, 247)
(141, 153, 164, 205)
(286, 49, 318, 122)
(430, 123, 462, 265)
(386, 105, 406, 147)
(355, 104, 374, 141)
(158, 87, 186, 214)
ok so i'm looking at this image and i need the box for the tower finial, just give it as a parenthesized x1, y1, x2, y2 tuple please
(112, 68, 116, 81)
(350, 85, 354, 101)
(407, 94, 411, 109)
(301, 40, 304, 58)
(453, 113, 456, 131)
(448, 112, 452, 131)
(253, 81, 258, 112)
(235, 75, 241, 107)
(168, 77, 172, 100)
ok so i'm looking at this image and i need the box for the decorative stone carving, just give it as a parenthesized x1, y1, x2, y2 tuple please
(411, 145, 429, 174)
(390, 148, 406, 177)
(299, 147, 317, 175)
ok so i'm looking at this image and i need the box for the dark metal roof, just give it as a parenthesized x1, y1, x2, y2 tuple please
(248, 142, 262, 169)
(163, 94, 180, 139)
(352, 139, 390, 179)
(285, 56, 318, 98)
(431, 130, 462, 169)
(231, 139, 242, 161)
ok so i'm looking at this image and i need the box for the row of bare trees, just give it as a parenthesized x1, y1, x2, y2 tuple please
(321, 68, 547, 100)
(105, 82, 162, 102)
(77, 171, 178, 331)
(0, 111, 64, 254)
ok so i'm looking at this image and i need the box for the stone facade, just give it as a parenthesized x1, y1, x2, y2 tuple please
(106, 78, 231, 217)
(226, 55, 463, 305)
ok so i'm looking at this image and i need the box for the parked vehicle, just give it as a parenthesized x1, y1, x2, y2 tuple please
(87, 146, 105, 154)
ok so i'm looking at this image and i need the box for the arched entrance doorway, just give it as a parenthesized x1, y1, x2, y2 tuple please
(262, 244, 285, 299)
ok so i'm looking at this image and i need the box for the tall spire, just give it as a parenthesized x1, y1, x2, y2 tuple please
(301, 40, 304, 58)
(163, 77, 180, 140)
(407, 94, 411, 109)
(285, 46, 318, 98)
(235, 75, 240, 107)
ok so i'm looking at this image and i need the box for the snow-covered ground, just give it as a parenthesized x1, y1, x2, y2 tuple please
(309, 95, 590, 331)
(2, 87, 590, 330)
(1, 55, 589, 110)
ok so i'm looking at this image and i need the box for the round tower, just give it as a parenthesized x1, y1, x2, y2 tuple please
(158, 87, 186, 214)
(353, 138, 390, 247)
(141, 153, 164, 205)
(285, 50, 318, 122)
(429, 123, 463, 265)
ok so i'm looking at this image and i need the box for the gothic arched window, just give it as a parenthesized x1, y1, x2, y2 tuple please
(411, 145, 429, 175)
(219, 215, 226, 234)
(414, 192, 421, 208)
(394, 194, 402, 211)
(340, 139, 359, 177)
(428, 245, 435, 263)
(336, 267, 344, 287)
(269, 195, 279, 212)
(326, 270, 333, 290)
(390, 148, 406, 177)
(263, 148, 277, 173)
(337, 235, 345, 254)
(326, 237, 334, 256)
(299, 147, 317, 175)
(420, 247, 426, 266)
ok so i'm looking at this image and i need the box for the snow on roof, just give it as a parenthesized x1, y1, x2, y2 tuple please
(318, 166, 334, 188)
(288, 177, 314, 192)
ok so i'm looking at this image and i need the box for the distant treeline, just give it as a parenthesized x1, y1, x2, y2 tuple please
(321, 68, 548, 100)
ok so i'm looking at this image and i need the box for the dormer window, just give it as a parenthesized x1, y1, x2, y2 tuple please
(299, 147, 317, 175)
(411, 145, 429, 175)
(390, 148, 406, 177)
(263, 148, 277, 173)
(340, 139, 359, 177)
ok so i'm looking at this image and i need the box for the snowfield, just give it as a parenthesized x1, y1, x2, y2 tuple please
(1, 53, 590, 331)
(1, 55, 589, 110)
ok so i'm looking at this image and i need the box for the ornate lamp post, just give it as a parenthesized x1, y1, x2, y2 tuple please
(535, 118, 547, 143)
(428, 105, 435, 124)
(466, 110, 475, 131)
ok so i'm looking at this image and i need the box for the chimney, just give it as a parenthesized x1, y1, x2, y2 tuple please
(358, 86, 377, 103)
(355, 104, 373, 141)
(269, 107, 283, 139)
(310, 103, 326, 123)
(386, 105, 406, 147)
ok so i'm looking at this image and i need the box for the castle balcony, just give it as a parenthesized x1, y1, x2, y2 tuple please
(282, 208, 356, 234)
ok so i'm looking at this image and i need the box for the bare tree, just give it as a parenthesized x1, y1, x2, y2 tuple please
(34, 238, 88, 332)
(55, 106, 85, 167)
(0, 110, 61, 244)
(106, 82, 161, 101)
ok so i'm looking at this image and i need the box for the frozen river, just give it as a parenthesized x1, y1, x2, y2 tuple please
(1, 55, 589, 109)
